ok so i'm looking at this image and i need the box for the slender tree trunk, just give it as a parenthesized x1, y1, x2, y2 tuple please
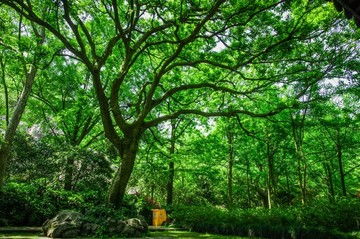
(166, 159, 174, 204)
(0, 64, 38, 185)
(291, 115, 307, 205)
(295, 149, 307, 204)
(246, 156, 251, 208)
(324, 163, 335, 202)
(0, 57, 9, 125)
(166, 120, 176, 205)
(266, 133, 273, 209)
(0, 23, 45, 186)
(283, 151, 291, 196)
(151, 184, 154, 200)
(322, 124, 347, 197)
(64, 157, 75, 191)
(0, 57, 10, 185)
(226, 130, 234, 208)
(337, 142, 346, 196)
(254, 183, 268, 208)
(320, 140, 335, 202)
(0, 144, 10, 185)
(302, 156, 307, 202)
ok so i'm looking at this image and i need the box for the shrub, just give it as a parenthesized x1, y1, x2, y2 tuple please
(83, 204, 126, 225)
(300, 197, 360, 232)
(0, 180, 155, 228)
(0, 181, 97, 226)
(121, 193, 161, 224)
(171, 201, 359, 239)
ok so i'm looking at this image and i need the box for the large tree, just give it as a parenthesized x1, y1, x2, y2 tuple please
(0, 0, 351, 206)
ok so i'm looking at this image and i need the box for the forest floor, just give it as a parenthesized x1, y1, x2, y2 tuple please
(0, 227, 257, 239)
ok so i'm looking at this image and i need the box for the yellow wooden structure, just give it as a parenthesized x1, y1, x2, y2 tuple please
(151, 209, 167, 226)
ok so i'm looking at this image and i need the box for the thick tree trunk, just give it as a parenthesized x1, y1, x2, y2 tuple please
(108, 137, 139, 208)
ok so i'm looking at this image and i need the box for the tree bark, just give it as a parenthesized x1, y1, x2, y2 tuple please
(322, 123, 347, 197)
(337, 140, 346, 196)
(166, 160, 174, 205)
(295, 147, 307, 204)
(0, 57, 9, 126)
(320, 139, 335, 202)
(226, 130, 234, 208)
(107, 136, 140, 207)
(246, 156, 251, 208)
(324, 163, 335, 202)
(265, 128, 274, 209)
(290, 114, 307, 205)
(64, 157, 75, 191)
(166, 120, 176, 205)
(0, 22, 45, 185)
(0, 144, 10, 185)
(0, 63, 38, 185)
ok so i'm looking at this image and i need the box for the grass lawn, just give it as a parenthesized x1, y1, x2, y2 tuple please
(0, 231, 258, 239)
(1, 230, 359, 239)
(0, 232, 45, 238)
(148, 230, 360, 239)
(148, 230, 259, 239)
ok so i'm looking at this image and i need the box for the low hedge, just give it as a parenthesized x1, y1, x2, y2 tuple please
(171, 198, 360, 239)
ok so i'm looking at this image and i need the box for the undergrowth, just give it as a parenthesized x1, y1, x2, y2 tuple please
(171, 198, 360, 239)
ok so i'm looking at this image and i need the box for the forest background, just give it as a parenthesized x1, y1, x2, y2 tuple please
(0, 0, 359, 238)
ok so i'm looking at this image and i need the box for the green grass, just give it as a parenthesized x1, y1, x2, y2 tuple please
(148, 230, 259, 239)
(149, 231, 360, 239)
(0, 231, 258, 239)
(1, 231, 359, 239)
(0, 232, 44, 238)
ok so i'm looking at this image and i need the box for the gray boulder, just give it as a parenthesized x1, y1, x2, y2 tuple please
(42, 210, 98, 238)
(121, 218, 148, 237)
(106, 217, 126, 234)
(42, 210, 148, 238)
(82, 221, 101, 235)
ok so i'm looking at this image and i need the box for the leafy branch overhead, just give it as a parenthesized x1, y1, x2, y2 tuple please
(0, 1, 336, 123)
(0, 0, 357, 206)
